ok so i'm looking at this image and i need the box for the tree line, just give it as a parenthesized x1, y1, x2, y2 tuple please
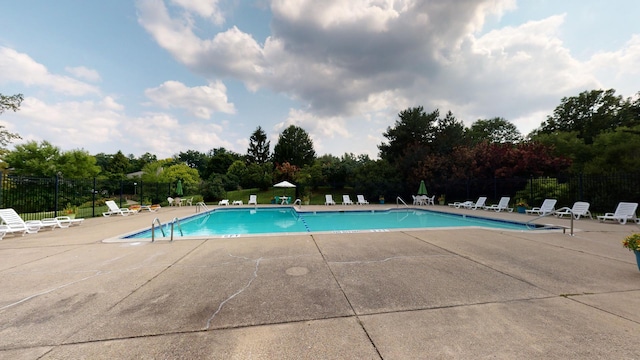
(1, 88, 639, 202)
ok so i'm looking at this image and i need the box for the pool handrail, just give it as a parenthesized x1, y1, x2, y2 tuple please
(196, 201, 209, 213)
(151, 217, 165, 242)
(170, 217, 183, 241)
(396, 196, 408, 207)
(525, 209, 573, 236)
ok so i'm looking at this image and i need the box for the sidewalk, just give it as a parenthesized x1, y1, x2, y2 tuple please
(1, 205, 639, 359)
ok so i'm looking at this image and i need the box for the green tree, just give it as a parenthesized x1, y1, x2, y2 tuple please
(226, 160, 247, 188)
(583, 125, 640, 174)
(163, 163, 201, 195)
(4, 140, 61, 177)
(0, 93, 24, 114)
(247, 126, 270, 164)
(141, 159, 171, 182)
(432, 111, 467, 154)
(128, 152, 158, 173)
(175, 150, 207, 173)
(467, 117, 522, 144)
(57, 149, 101, 178)
(244, 162, 273, 190)
(203, 148, 242, 179)
(0, 93, 23, 168)
(537, 89, 631, 144)
(378, 106, 438, 162)
(104, 151, 130, 179)
(272, 125, 315, 167)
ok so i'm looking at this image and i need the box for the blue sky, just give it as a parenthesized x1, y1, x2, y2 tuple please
(1, 0, 639, 160)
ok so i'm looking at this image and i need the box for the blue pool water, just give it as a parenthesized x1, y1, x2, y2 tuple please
(126, 207, 546, 239)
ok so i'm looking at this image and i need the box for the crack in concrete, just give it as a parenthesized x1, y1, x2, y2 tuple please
(329, 254, 453, 265)
(204, 256, 263, 330)
(0, 271, 104, 312)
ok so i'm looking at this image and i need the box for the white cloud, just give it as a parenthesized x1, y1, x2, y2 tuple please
(169, 0, 225, 25)
(0, 47, 100, 96)
(65, 66, 102, 82)
(144, 80, 236, 118)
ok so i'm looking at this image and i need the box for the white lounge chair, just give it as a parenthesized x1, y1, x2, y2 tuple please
(218, 199, 230, 206)
(0, 224, 8, 239)
(597, 202, 638, 224)
(342, 195, 354, 205)
(356, 195, 369, 205)
(449, 201, 473, 208)
(248, 195, 258, 205)
(0, 208, 56, 234)
(484, 197, 513, 212)
(102, 200, 137, 217)
(525, 199, 557, 216)
(41, 216, 84, 228)
(464, 197, 487, 210)
(325, 195, 336, 205)
(555, 201, 592, 219)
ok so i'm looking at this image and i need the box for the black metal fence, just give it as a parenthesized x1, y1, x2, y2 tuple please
(431, 173, 640, 213)
(0, 175, 176, 221)
(2, 173, 639, 220)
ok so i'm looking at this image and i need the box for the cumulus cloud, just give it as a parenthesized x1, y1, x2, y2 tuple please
(137, 0, 602, 133)
(0, 47, 100, 96)
(144, 80, 236, 118)
(65, 66, 102, 82)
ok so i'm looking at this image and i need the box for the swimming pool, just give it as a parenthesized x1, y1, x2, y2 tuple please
(125, 207, 549, 239)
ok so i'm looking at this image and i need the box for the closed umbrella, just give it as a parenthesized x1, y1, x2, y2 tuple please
(417, 180, 428, 195)
(176, 180, 183, 196)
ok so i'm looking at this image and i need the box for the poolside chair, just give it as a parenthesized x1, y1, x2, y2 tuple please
(449, 201, 473, 209)
(412, 195, 419, 205)
(218, 199, 230, 206)
(167, 197, 175, 206)
(325, 195, 336, 205)
(484, 197, 513, 212)
(356, 195, 369, 205)
(0, 208, 56, 234)
(248, 194, 258, 205)
(525, 199, 557, 216)
(597, 202, 638, 224)
(41, 216, 84, 228)
(185, 197, 194, 206)
(425, 195, 435, 205)
(464, 197, 487, 210)
(0, 224, 8, 239)
(555, 201, 592, 220)
(102, 200, 137, 217)
(342, 195, 354, 205)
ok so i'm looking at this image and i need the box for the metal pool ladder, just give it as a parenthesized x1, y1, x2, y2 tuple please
(195, 201, 209, 213)
(151, 217, 184, 242)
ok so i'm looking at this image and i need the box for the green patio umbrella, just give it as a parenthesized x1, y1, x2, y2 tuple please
(175, 180, 183, 196)
(417, 180, 428, 195)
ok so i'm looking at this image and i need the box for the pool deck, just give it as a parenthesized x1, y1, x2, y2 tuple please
(1, 204, 639, 358)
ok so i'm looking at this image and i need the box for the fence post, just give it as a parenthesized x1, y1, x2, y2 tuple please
(55, 173, 60, 217)
(92, 177, 97, 217)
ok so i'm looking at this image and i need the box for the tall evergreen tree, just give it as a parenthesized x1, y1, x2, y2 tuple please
(246, 126, 270, 164)
(273, 125, 316, 167)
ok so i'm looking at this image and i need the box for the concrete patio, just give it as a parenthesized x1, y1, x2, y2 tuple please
(1, 204, 639, 359)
